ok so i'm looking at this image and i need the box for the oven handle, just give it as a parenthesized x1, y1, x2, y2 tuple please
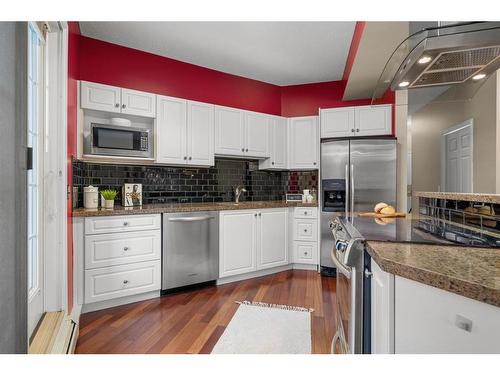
(330, 246, 351, 278)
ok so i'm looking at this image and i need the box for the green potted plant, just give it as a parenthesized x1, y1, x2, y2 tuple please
(100, 189, 118, 209)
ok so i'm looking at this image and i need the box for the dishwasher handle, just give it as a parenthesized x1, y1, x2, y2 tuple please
(168, 216, 215, 222)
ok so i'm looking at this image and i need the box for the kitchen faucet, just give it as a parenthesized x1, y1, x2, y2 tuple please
(234, 185, 247, 203)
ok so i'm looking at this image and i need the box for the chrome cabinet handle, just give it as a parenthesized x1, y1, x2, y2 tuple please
(184, 156, 187, 160)
(356, 128, 360, 132)
(304, 251, 308, 255)
(123, 247, 129, 251)
(188, 156, 192, 160)
(123, 280, 129, 284)
(272, 162, 275, 165)
(114, 103, 120, 108)
(245, 148, 248, 152)
(304, 211, 308, 215)
(123, 222, 129, 226)
(313, 162, 317, 165)
(254, 213, 257, 217)
(241, 148, 245, 152)
(258, 212, 261, 217)
(304, 229, 307, 233)
(351, 128, 355, 133)
(168, 216, 214, 222)
(364, 269, 373, 278)
(122, 104, 126, 109)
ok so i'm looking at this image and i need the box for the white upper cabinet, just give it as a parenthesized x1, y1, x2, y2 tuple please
(156, 95, 214, 167)
(81, 81, 121, 113)
(244, 112, 270, 158)
(320, 107, 355, 138)
(121, 88, 156, 118)
(215, 106, 270, 159)
(215, 106, 245, 156)
(187, 100, 214, 166)
(258, 209, 288, 270)
(80, 81, 156, 118)
(259, 116, 287, 170)
(288, 116, 318, 170)
(355, 105, 392, 136)
(156, 96, 187, 165)
(320, 104, 392, 138)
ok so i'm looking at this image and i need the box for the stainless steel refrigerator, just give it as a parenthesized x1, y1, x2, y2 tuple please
(320, 138, 397, 273)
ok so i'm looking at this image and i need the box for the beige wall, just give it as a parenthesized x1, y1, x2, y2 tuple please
(410, 71, 499, 203)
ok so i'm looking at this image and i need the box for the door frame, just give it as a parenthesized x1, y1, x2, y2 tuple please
(440, 119, 474, 193)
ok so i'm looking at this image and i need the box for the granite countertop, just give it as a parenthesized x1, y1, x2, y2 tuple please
(72, 200, 318, 217)
(415, 191, 500, 204)
(366, 241, 500, 307)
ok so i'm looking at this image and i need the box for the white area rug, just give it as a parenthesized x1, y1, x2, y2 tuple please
(211, 301, 313, 354)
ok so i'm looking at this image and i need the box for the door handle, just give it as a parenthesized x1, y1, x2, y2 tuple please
(330, 246, 351, 278)
(345, 164, 349, 218)
(168, 216, 214, 222)
(350, 164, 354, 221)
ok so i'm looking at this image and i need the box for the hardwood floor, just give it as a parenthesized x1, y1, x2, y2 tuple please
(75, 270, 337, 354)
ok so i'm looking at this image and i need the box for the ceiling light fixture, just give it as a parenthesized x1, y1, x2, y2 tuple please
(418, 56, 432, 64)
(398, 81, 410, 88)
(472, 73, 486, 80)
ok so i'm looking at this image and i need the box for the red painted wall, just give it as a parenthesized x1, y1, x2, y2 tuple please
(66, 21, 80, 313)
(281, 80, 372, 117)
(78, 36, 282, 116)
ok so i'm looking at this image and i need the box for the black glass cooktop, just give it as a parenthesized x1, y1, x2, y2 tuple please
(338, 216, 500, 248)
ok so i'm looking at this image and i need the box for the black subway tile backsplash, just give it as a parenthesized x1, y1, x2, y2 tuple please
(72, 158, 318, 207)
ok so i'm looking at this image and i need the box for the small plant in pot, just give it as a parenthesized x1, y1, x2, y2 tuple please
(100, 189, 118, 209)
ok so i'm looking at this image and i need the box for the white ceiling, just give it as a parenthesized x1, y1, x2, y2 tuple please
(79, 22, 355, 86)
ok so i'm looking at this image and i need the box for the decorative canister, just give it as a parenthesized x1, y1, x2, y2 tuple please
(84, 186, 99, 209)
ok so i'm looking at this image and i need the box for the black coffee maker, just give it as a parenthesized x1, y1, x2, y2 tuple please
(322, 179, 346, 212)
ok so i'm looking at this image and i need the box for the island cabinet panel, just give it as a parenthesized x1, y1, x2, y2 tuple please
(394, 276, 500, 354)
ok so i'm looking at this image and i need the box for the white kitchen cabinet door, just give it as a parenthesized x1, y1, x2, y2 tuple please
(80, 81, 121, 113)
(289, 116, 319, 169)
(215, 106, 245, 156)
(244, 111, 270, 158)
(355, 105, 392, 137)
(395, 276, 500, 354)
(259, 116, 287, 170)
(156, 95, 188, 165)
(371, 259, 395, 354)
(219, 211, 257, 277)
(121, 88, 156, 118)
(257, 209, 288, 270)
(320, 107, 355, 138)
(187, 100, 214, 166)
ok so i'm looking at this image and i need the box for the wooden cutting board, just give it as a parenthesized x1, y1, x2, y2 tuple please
(358, 212, 406, 218)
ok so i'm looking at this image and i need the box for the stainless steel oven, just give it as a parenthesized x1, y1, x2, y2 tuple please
(85, 123, 153, 158)
(330, 217, 366, 354)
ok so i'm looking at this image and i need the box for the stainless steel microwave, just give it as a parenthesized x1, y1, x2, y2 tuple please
(85, 123, 153, 158)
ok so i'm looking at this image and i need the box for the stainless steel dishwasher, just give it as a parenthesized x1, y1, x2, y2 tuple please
(162, 211, 219, 291)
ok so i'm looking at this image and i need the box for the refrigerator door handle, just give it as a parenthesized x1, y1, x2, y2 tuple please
(345, 164, 349, 218)
(350, 164, 355, 221)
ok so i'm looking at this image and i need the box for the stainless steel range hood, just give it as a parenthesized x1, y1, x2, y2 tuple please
(372, 22, 500, 102)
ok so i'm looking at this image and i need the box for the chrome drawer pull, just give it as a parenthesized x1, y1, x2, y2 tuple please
(123, 247, 129, 251)
(123, 280, 129, 284)
(123, 222, 129, 226)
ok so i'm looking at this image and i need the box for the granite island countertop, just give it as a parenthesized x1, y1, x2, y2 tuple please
(415, 191, 500, 204)
(366, 241, 500, 307)
(72, 200, 318, 217)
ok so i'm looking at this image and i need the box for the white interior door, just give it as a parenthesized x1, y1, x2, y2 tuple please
(27, 23, 45, 338)
(442, 121, 473, 193)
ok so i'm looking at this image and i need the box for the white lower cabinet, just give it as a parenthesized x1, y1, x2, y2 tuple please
(371, 260, 395, 354)
(394, 276, 500, 354)
(219, 208, 288, 278)
(258, 209, 288, 269)
(291, 207, 318, 264)
(85, 261, 161, 304)
(83, 214, 162, 308)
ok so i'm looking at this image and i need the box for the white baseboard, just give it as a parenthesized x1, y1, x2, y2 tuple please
(216, 263, 319, 285)
(81, 290, 161, 314)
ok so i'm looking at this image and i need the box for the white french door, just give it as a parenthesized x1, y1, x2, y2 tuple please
(27, 22, 45, 338)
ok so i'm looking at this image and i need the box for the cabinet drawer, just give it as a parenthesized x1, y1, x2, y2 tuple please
(293, 219, 318, 241)
(85, 214, 161, 235)
(293, 241, 318, 263)
(294, 207, 318, 219)
(84, 261, 161, 304)
(85, 230, 161, 269)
